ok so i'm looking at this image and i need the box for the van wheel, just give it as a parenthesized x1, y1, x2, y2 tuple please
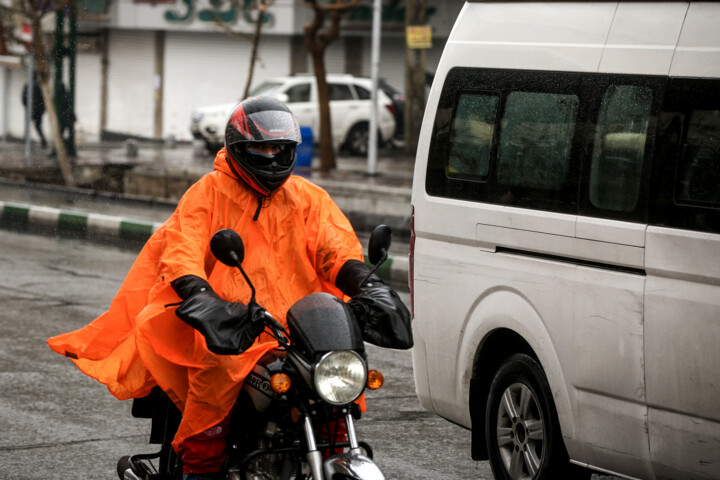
(485, 354, 590, 480)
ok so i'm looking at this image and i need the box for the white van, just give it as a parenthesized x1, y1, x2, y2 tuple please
(410, 2, 720, 480)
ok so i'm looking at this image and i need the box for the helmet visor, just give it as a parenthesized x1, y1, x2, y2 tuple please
(245, 144, 295, 168)
(226, 109, 302, 146)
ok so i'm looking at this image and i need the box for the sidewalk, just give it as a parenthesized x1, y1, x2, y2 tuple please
(0, 140, 414, 288)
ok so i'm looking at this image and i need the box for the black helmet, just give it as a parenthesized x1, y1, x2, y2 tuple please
(225, 96, 302, 196)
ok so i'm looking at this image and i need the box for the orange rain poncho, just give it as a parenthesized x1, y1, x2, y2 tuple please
(47, 149, 363, 449)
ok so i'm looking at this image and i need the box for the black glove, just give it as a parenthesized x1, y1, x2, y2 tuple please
(171, 274, 213, 300)
(175, 290, 265, 355)
(338, 260, 413, 350)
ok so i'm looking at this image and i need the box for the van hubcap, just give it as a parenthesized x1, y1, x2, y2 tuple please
(496, 383, 545, 479)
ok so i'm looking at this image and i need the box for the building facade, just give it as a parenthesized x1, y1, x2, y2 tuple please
(0, 0, 462, 143)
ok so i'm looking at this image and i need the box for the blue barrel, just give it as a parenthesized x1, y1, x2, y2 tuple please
(296, 126, 314, 168)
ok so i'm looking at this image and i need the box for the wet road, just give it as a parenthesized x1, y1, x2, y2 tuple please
(0, 229, 618, 479)
(0, 230, 485, 479)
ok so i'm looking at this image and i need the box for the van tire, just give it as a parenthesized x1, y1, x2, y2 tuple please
(485, 353, 589, 480)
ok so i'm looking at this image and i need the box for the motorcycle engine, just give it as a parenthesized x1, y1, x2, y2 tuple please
(245, 437, 299, 480)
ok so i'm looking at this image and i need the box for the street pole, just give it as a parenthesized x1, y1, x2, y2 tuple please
(2, 67, 9, 143)
(367, 0, 381, 176)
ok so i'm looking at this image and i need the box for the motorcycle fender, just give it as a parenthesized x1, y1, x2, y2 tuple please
(323, 451, 385, 480)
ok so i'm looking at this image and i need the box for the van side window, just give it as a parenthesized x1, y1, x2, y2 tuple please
(427, 68, 583, 214)
(447, 93, 499, 180)
(676, 109, 720, 207)
(589, 85, 653, 212)
(497, 92, 579, 190)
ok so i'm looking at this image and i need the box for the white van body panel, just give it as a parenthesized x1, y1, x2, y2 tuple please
(445, 3, 615, 73)
(571, 266, 648, 478)
(599, 2, 688, 75)
(412, 201, 652, 475)
(645, 227, 720, 478)
(411, 199, 576, 425)
(411, 1, 720, 479)
(671, 3, 720, 77)
(455, 288, 572, 423)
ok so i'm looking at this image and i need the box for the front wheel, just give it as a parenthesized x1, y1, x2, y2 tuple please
(485, 353, 589, 480)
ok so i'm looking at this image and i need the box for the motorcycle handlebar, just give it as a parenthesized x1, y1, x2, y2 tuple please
(262, 311, 290, 347)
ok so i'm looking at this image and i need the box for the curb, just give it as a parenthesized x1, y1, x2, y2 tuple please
(0, 200, 162, 243)
(0, 200, 409, 287)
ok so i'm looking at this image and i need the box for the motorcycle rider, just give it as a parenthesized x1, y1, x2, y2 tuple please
(47, 96, 412, 480)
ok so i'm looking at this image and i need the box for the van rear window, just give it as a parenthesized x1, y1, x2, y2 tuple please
(675, 109, 720, 208)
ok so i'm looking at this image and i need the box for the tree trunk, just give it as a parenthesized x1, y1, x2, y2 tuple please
(311, 47, 335, 171)
(303, 0, 359, 172)
(404, 0, 426, 157)
(0, 16, 7, 55)
(29, 10, 75, 186)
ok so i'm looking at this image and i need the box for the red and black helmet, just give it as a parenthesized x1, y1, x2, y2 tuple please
(225, 96, 302, 196)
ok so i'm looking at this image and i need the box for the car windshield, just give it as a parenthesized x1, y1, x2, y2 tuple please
(248, 81, 283, 97)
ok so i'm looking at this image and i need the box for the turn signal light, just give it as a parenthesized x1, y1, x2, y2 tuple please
(366, 370, 384, 390)
(270, 373, 291, 394)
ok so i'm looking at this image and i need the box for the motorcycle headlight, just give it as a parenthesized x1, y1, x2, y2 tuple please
(313, 351, 367, 405)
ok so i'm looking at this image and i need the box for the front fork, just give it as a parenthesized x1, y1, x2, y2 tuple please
(303, 412, 369, 479)
(303, 415, 325, 479)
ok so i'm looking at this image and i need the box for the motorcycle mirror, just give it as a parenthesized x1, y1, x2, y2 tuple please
(368, 225, 392, 266)
(210, 229, 245, 267)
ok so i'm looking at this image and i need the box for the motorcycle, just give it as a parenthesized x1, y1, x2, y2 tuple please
(118, 225, 396, 480)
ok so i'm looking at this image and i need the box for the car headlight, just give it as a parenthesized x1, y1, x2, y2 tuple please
(314, 350, 367, 405)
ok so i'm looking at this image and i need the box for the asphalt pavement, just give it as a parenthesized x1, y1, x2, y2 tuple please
(0, 140, 414, 290)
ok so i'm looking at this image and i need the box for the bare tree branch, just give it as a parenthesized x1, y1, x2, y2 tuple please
(303, 1, 325, 44)
(205, 1, 272, 99)
(12, 0, 77, 186)
(243, 0, 267, 99)
(207, 0, 253, 41)
(321, 7, 342, 44)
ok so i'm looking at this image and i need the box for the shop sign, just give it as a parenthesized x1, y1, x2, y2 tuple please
(163, 0, 272, 25)
(406, 25, 432, 49)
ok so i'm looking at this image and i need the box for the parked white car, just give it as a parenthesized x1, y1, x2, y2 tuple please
(190, 74, 397, 156)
